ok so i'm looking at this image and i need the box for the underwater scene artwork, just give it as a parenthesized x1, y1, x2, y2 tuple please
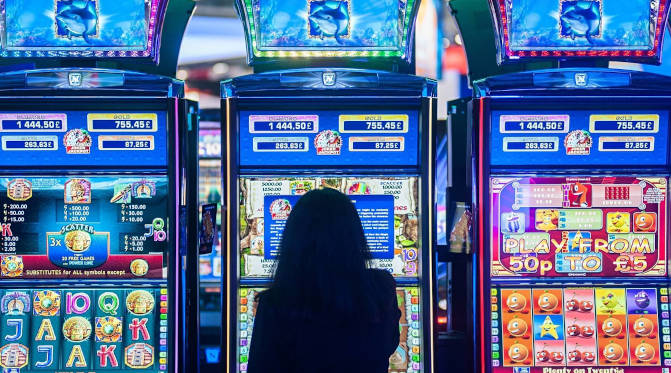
(506, 0, 658, 51)
(254, 0, 404, 49)
(2, 0, 150, 51)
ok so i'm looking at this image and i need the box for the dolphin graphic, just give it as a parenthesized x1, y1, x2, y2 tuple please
(560, 1, 601, 44)
(56, 0, 98, 44)
(308, 0, 349, 44)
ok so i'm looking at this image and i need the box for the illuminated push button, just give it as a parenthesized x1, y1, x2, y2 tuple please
(664, 327, 671, 334)
(412, 355, 420, 362)
(161, 295, 168, 301)
(662, 288, 668, 295)
(412, 338, 420, 345)
(240, 314, 248, 321)
(491, 320, 499, 328)
(492, 352, 500, 359)
(664, 320, 670, 327)
(160, 314, 167, 320)
(160, 301, 167, 307)
(410, 289, 418, 296)
(411, 330, 420, 337)
(492, 360, 500, 367)
(241, 298, 248, 305)
(491, 289, 498, 296)
(241, 306, 248, 313)
(160, 333, 167, 338)
(665, 335, 671, 342)
(160, 352, 167, 358)
(663, 312, 670, 319)
(160, 289, 168, 295)
(491, 305, 498, 312)
(240, 363, 248, 371)
(240, 355, 248, 363)
(160, 308, 167, 313)
(491, 297, 498, 304)
(160, 365, 167, 370)
(160, 358, 167, 364)
(491, 312, 498, 320)
(665, 351, 671, 358)
(663, 304, 669, 311)
(240, 331, 247, 338)
(492, 344, 499, 351)
(663, 296, 669, 303)
(664, 343, 671, 350)
(240, 289, 248, 297)
(492, 336, 499, 343)
(240, 347, 248, 354)
(411, 297, 419, 304)
(411, 305, 419, 312)
(492, 328, 499, 335)
(240, 322, 248, 330)
(412, 346, 420, 354)
(160, 320, 168, 326)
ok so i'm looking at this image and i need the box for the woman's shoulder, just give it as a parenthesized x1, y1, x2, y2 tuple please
(366, 269, 397, 291)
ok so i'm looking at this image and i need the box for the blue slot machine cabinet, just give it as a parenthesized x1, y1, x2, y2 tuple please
(471, 0, 671, 372)
(222, 1, 437, 372)
(0, 1, 200, 373)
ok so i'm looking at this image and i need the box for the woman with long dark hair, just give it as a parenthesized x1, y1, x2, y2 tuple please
(248, 188, 401, 373)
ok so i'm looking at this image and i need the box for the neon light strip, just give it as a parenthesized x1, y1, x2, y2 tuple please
(0, 0, 161, 58)
(497, 0, 669, 60)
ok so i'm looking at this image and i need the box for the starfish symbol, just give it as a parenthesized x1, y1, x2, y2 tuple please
(540, 316, 559, 339)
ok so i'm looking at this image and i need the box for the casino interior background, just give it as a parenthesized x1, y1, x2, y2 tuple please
(178, 0, 671, 372)
(0, 0, 670, 372)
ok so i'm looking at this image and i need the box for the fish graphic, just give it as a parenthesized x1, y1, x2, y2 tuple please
(56, 0, 98, 44)
(308, 0, 350, 44)
(560, 0, 601, 44)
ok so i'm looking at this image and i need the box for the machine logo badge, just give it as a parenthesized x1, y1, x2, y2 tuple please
(322, 71, 336, 86)
(64, 178, 91, 204)
(63, 129, 92, 154)
(574, 72, 588, 87)
(269, 198, 292, 220)
(0, 291, 30, 315)
(0, 343, 28, 368)
(0, 256, 23, 278)
(6, 179, 32, 201)
(68, 72, 83, 87)
(564, 130, 592, 155)
(314, 130, 342, 155)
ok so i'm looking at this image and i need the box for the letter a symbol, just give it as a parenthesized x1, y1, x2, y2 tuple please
(36, 319, 56, 341)
(66, 345, 87, 368)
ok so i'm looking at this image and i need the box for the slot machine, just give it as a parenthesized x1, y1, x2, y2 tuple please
(471, 1, 671, 373)
(0, 1, 199, 372)
(222, 0, 437, 372)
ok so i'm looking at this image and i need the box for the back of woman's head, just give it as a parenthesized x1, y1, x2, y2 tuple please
(267, 188, 388, 320)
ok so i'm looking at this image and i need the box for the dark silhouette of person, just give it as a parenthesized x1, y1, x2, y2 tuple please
(248, 188, 401, 373)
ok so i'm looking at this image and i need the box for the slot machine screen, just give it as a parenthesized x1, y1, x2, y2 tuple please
(238, 176, 420, 278)
(237, 286, 423, 373)
(493, 0, 670, 61)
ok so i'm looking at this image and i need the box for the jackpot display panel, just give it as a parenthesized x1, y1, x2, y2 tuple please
(223, 70, 436, 373)
(472, 69, 671, 373)
(0, 69, 198, 373)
